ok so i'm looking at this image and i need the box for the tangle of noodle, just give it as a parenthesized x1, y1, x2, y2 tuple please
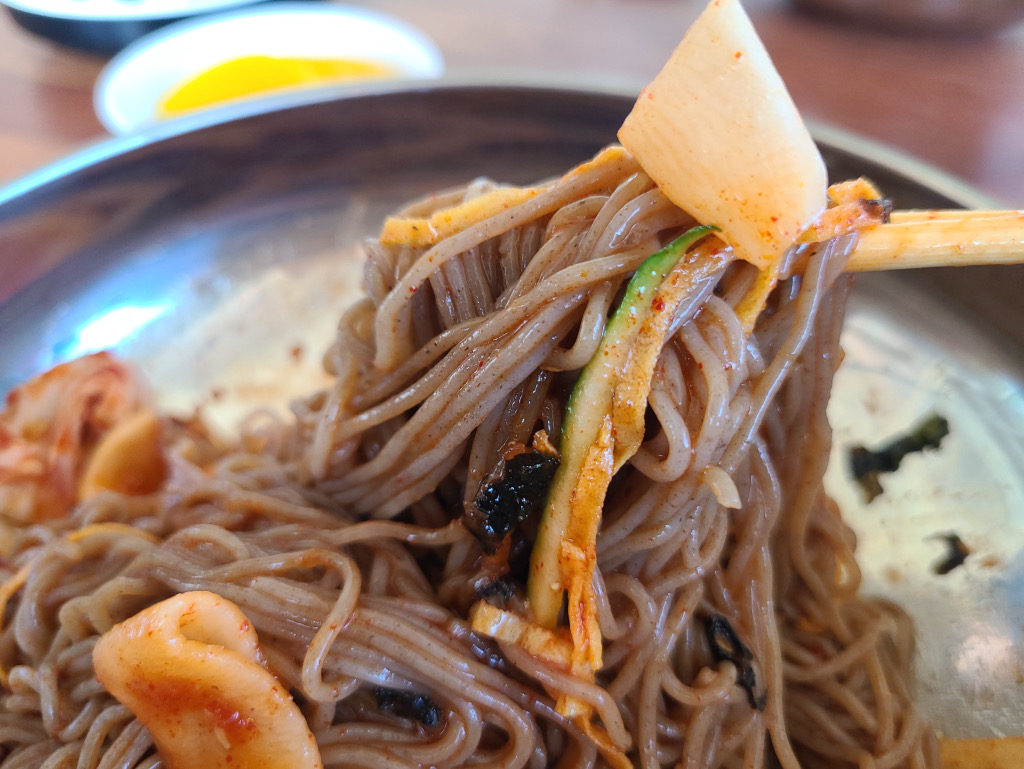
(0, 148, 937, 769)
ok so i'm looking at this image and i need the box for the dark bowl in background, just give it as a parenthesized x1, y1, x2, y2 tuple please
(793, 0, 1024, 36)
(1, 0, 283, 54)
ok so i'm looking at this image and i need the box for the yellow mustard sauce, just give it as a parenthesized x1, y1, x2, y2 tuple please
(158, 55, 395, 117)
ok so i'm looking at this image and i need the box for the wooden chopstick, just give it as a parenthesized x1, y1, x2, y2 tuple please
(889, 209, 1020, 223)
(845, 210, 1024, 272)
(939, 736, 1024, 769)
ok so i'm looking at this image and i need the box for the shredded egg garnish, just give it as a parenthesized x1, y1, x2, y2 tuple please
(158, 55, 395, 117)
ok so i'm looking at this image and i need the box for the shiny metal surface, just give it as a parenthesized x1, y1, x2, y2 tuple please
(0, 84, 1021, 738)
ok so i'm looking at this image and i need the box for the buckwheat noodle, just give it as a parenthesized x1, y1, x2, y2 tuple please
(0, 150, 937, 769)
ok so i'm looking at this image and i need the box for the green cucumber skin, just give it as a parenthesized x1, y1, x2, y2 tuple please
(562, 224, 718, 443)
(528, 225, 717, 625)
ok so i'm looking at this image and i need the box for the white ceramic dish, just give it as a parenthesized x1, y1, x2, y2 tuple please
(94, 2, 444, 134)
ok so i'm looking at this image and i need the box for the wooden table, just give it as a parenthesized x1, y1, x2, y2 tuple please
(1, 0, 1023, 207)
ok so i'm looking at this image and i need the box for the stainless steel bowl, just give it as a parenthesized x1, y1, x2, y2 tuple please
(1, 82, 1022, 739)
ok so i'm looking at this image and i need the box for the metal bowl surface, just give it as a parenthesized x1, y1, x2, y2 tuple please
(0, 83, 1021, 739)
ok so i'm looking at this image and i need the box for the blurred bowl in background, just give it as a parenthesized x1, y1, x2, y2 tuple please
(1, 0, 269, 54)
(94, 2, 444, 135)
(792, 0, 1024, 35)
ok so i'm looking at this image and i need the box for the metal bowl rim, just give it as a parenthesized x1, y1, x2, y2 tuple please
(0, 73, 1001, 214)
